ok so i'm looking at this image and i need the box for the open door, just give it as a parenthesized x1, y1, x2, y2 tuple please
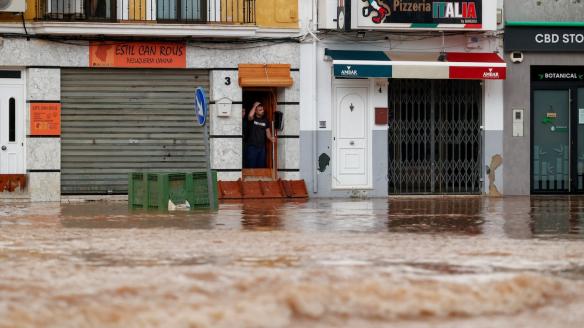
(242, 88, 278, 180)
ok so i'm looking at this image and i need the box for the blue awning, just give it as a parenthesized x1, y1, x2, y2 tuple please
(325, 49, 392, 78)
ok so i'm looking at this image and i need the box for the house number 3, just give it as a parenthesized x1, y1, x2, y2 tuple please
(225, 77, 231, 85)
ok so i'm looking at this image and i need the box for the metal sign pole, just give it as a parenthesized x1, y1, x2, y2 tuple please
(204, 122, 215, 209)
(195, 87, 215, 210)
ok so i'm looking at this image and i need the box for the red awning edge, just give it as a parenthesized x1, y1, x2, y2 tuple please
(446, 52, 507, 80)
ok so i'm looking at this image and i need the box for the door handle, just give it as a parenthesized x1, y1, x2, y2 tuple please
(1, 146, 6, 151)
(350, 141, 355, 146)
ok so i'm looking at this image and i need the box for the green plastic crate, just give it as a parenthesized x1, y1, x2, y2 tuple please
(147, 173, 189, 210)
(129, 171, 218, 211)
(169, 173, 193, 205)
(128, 173, 146, 209)
(189, 171, 218, 209)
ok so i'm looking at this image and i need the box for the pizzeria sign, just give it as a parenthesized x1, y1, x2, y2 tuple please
(354, 0, 486, 30)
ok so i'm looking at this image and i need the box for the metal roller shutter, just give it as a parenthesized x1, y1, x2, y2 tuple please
(61, 69, 209, 195)
(388, 79, 482, 195)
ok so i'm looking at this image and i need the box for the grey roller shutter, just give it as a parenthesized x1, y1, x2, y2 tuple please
(61, 69, 209, 195)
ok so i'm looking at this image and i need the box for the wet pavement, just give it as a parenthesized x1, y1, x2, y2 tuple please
(1, 196, 584, 327)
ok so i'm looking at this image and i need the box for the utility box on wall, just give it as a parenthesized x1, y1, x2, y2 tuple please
(513, 108, 524, 137)
(216, 98, 233, 117)
(375, 107, 388, 125)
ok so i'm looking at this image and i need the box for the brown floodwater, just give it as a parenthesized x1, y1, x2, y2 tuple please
(1, 196, 584, 327)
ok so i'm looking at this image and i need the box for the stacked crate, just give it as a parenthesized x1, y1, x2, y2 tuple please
(129, 172, 218, 210)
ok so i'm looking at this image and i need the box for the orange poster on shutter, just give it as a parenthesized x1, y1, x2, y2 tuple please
(89, 42, 187, 68)
(30, 103, 61, 136)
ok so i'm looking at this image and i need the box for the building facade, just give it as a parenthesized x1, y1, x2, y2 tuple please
(0, 0, 301, 201)
(503, 0, 584, 195)
(299, 0, 506, 197)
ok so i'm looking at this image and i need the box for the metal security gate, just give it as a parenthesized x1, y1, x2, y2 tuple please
(388, 79, 482, 194)
(61, 69, 209, 195)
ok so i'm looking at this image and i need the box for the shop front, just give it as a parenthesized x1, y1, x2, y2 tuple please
(303, 0, 504, 197)
(0, 36, 300, 201)
(58, 41, 209, 195)
(504, 27, 584, 195)
(63, 43, 300, 197)
(324, 49, 506, 196)
(530, 67, 584, 194)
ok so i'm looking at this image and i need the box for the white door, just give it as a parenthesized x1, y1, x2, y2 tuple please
(0, 84, 25, 174)
(333, 85, 370, 188)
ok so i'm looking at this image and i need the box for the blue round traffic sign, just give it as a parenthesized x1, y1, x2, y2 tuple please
(194, 87, 208, 126)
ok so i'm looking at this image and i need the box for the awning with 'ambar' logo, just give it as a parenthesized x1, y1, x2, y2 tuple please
(325, 49, 506, 80)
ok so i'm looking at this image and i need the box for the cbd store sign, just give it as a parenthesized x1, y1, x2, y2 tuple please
(354, 0, 488, 30)
(505, 27, 584, 52)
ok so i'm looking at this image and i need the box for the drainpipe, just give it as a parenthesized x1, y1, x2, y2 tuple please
(312, 0, 319, 194)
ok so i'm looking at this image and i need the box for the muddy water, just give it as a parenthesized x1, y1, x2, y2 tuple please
(1, 197, 584, 327)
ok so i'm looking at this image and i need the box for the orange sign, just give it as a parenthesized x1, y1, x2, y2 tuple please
(30, 103, 61, 136)
(89, 42, 186, 68)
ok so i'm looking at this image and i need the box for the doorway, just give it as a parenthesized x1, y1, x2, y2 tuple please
(332, 80, 371, 189)
(0, 74, 25, 175)
(242, 89, 278, 180)
(531, 87, 584, 194)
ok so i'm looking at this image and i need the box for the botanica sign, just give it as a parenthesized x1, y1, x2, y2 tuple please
(358, 0, 482, 28)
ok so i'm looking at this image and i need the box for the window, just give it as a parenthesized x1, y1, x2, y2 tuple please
(157, 0, 206, 21)
(9, 98, 16, 142)
(0, 71, 21, 79)
(85, 0, 116, 19)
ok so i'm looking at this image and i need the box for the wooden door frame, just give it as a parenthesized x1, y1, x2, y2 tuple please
(242, 87, 278, 180)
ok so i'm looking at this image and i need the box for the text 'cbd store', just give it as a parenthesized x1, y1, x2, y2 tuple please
(302, 0, 506, 197)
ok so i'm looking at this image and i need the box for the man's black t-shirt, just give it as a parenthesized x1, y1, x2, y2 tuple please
(246, 117, 269, 147)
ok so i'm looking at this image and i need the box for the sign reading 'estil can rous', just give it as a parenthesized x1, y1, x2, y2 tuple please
(90, 42, 186, 68)
(357, 0, 483, 29)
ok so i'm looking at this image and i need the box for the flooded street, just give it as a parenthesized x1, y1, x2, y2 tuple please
(1, 197, 584, 328)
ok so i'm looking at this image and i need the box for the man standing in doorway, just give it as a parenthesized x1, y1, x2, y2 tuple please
(245, 102, 275, 168)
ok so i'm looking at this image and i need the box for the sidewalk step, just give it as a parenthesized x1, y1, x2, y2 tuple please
(0, 174, 27, 193)
(218, 179, 308, 199)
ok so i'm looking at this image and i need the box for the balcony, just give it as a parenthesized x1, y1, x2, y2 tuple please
(36, 0, 256, 24)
